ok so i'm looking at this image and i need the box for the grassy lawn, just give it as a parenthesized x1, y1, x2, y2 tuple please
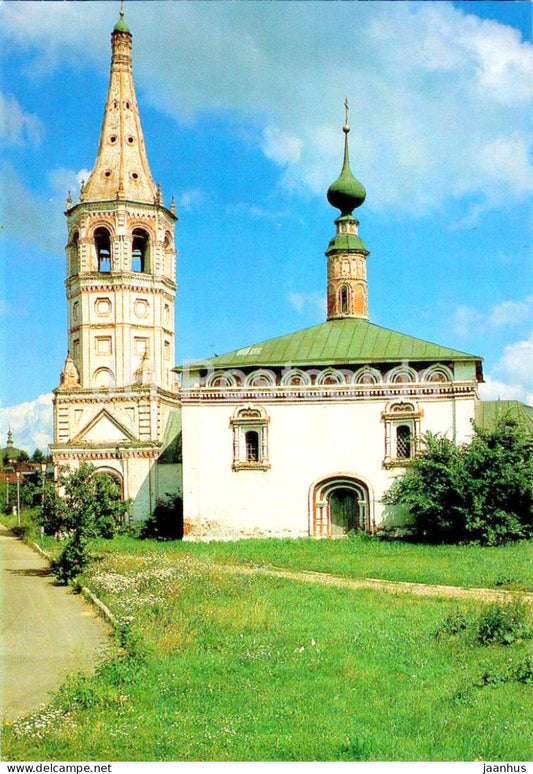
(2, 536, 532, 761)
(94, 533, 532, 590)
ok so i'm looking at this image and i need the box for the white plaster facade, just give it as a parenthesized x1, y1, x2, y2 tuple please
(180, 364, 479, 539)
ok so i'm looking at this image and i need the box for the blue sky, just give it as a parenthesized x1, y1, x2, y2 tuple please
(0, 0, 532, 452)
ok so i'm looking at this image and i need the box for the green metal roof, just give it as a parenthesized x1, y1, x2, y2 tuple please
(185, 318, 481, 370)
(326, 231, 368, 254)
(475, 400, 533, 435)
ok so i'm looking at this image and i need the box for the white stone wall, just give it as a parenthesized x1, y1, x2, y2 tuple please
(181, 393, 478, 539)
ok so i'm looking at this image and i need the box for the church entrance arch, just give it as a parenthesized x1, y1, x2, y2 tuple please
(311, 476, 371, 536)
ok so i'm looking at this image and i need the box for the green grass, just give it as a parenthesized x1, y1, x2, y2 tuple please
(3, 538, 532, 762)
(94, 533, 532, 590)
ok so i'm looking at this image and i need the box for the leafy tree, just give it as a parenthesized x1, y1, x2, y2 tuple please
(18, 450, 30, 462)
(384, 416, 532, 545)
(463, 418, 532, 544)
(42, 463, 130, 582)
(31, 448, 46, 463)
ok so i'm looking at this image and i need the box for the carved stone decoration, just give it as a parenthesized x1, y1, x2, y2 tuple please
(59, 354, 80, 389)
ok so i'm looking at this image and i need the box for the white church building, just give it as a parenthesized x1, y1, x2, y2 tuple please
(50, 11, 529, 540)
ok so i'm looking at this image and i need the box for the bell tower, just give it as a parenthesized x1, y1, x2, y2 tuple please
(326, 101, 370, 320)
(51, 8, 181, 519)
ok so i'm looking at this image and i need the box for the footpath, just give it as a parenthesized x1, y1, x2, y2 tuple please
(0, 525, 109, 721)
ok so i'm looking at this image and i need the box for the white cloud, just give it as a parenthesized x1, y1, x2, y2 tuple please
(48, 167, 91, 200)
(494, 334, 533, 390)
(177, 189, 205, 212)
(453, 295, 533, 338)
(480, 333, 533, 407)
(0, 393, 54, 453)
(3, 1, 533, 215)
(288, 291, 326, 318)
(452, 305, 485, 338)
(489, 297, 533, 327)
(0, 92, 44, 146)
(262, 127, 302, 166)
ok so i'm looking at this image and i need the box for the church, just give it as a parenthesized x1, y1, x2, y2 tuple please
(49, 11, 531, 540)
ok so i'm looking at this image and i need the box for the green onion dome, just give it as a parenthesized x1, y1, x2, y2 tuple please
(114, 8, 130, 33)
(327, 124, 366, 215)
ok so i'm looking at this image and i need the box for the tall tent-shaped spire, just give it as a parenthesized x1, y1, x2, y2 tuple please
(82, 6, 157, 204)
(325, 101, 370, 320)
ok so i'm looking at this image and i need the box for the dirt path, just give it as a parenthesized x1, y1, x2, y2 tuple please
(0, 525, 110, 721)
(216, 563, 533, 605)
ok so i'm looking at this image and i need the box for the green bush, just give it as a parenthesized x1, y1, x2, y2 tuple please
(140, 494, 183, 540)
(384, 416, 533, 545)
(476, 600, 532, 646)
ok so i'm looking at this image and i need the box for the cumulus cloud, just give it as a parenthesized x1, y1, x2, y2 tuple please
(0, 92, 44, 146)
(0, 393, 54, 453)
(489, 296, 533, 327)
(3, 1, 533, 215)
(453, 295, 533, 338)
(480, 333, 533, 407)
(48, 167, 92, 200)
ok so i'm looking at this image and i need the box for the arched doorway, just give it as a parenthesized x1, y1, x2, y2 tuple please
(311, 476, 371, 537)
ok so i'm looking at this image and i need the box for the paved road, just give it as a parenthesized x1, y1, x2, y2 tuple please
(0, 525, 110, 721)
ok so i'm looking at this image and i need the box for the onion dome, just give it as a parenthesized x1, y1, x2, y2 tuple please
(327, 118, 366, 216)
(113, 4, 130, 34)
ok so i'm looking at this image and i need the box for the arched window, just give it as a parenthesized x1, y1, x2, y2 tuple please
(396, 425, 412, 459)
(339, 284, 350, 315)
(231, 405, 270, 471)
(382, 401, 422, 466)
(132, 228, 150, 272)
(94, 227, 111, 272)
(245, 430, 259, 462)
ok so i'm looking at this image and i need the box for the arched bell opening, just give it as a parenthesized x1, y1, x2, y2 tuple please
(132, 228, 151, 273)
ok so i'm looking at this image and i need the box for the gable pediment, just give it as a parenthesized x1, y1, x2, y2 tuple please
(73, 409, 137, 444)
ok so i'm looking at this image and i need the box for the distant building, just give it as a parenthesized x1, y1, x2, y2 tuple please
(0, 430, 43, 485)
(50, 11, 532, 537)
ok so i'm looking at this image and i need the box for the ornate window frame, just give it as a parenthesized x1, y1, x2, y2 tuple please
(230, 404, 270, 471)
(382, 400, 423, 467)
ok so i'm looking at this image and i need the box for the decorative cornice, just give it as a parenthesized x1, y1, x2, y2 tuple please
(181, 382, 478, 405)
(66, 199, 177, 223)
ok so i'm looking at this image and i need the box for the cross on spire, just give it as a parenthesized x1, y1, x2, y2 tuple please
(344, 97, 349, 127)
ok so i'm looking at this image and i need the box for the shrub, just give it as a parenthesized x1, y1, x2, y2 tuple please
(140, 494, 183, 540)
(384, 416, 533, 545)
(476, 600, 532, 646)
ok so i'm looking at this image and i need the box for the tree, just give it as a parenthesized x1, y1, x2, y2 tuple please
(42, 463, 130, 582)
(31, 448, 46, 463)
(384, 416, 533, 545)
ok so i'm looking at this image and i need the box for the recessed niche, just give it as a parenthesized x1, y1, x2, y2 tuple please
(134, 299, 149, 318)
(95, 298, 112, 316)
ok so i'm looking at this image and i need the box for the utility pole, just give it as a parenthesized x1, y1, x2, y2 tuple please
(16, 472, 21, 527)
